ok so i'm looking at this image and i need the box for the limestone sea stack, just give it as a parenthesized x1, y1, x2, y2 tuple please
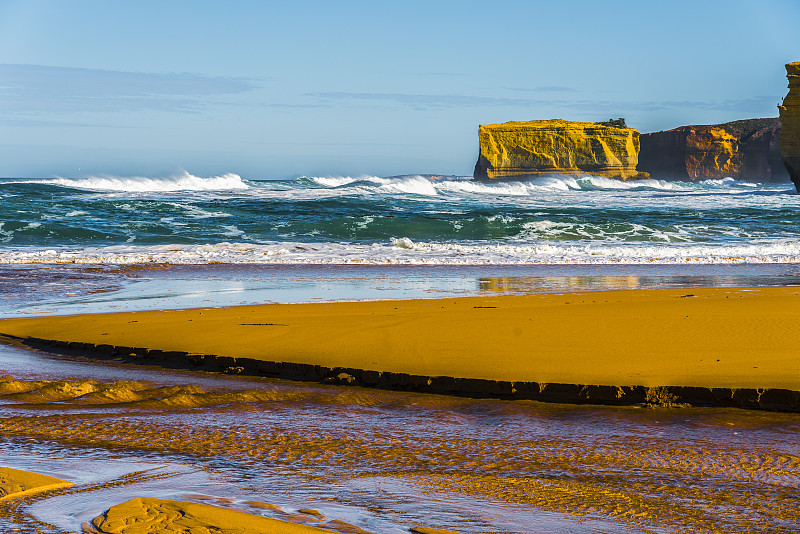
(779, 61, 800, 192)
(473, 119, 648, 181)
(638, 118, 786, 182)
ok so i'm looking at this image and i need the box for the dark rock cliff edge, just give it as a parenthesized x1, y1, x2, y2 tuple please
(779, 61, 800, 192)
(638, 118, 786, 182)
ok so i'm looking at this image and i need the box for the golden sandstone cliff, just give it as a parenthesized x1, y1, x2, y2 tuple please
(473, 119, 648, 181)
(779, 61, 800, 192)
(474, 63, 799, 186)
(638, 118, 786, 182)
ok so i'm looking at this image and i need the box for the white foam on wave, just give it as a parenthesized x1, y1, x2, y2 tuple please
(308, 175, 439, 196)
(520, 218, 714, 243)
(698, 177, 745, 187)
(379, 175, 438, 196)
(391, 237, 415, 249)
(395, 174, 688, 197)
(296, 174, 796, 202)
(573, 175, 685, 191)
(438, 180, 534, 196)
(309, 175, 361, 188)
(163, 202, 231, 219)
(4, 238, 800, 265)
(519, 175, 687, 192)
(39, 171, 249, 192)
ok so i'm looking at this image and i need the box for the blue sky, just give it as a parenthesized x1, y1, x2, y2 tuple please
(0, 0, 798, 179)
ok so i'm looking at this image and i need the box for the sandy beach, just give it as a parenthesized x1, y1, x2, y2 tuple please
(1, 298, 799, 532)
(2, 285, 800, 532)
(1, 286, 799, 410)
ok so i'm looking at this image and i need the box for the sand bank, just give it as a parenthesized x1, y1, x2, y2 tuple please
(0, 466, 73, 501)
(87, 497, 356, 533)
(2, 287, 800, 410)
(86, 497, 465, 534)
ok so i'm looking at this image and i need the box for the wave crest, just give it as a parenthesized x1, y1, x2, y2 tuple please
(4, 239, 800, 265)
(42, 171, 249, 192)
(307, 175, 438, 196)
(301, 174, 720, 197)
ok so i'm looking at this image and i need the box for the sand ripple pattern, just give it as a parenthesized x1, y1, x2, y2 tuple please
(1, 375, 799, 533)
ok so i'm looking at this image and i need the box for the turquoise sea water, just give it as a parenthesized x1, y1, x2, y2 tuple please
(1, 172, 798, 265)
(2, 171, 800, 315)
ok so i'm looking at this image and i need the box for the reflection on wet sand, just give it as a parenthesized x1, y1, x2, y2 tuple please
(481, 275, 644, 293)
(478, 273, 800, 294)
(0, 358, 799, 533)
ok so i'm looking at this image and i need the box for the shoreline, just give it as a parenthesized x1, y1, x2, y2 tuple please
(0, 467, 392, 533)
(2, 286, 800, 411)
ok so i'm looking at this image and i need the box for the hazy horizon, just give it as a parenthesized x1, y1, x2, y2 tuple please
(1, 0, 798, 179)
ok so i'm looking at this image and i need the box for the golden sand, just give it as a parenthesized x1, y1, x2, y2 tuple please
(0, 466, 73, 501)
(1, 287, 799, 390)
(87, 497, 342, 533)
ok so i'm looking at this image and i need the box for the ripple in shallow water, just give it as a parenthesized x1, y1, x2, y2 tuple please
(0, 344, 799, 534)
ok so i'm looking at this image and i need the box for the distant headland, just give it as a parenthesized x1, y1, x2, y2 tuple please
(474, 61, 800, 192)
(473, 119, 648, 182)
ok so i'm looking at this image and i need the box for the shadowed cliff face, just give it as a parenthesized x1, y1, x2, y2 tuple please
(779, 62, 800, 192)
(638, 119, 786, 182)
(473, 120, 647, 181)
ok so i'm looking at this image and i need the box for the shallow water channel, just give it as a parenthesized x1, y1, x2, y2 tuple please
(1, 340, 799, 533)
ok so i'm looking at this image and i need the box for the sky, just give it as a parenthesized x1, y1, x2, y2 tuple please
(0, 0, 798, 179)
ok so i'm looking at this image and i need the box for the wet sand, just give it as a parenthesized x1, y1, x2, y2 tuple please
(1, 286, 800, 532)
(1, 286, 799, 396)
(0, 362, 798, 533)
(0, 466, 73, 501)
(0, 465, 379, 534)
(86, 497, 351, 533)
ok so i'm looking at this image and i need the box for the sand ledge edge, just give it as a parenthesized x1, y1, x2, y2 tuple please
(0, 466, 74, 502)
(5, 334, 799, 412)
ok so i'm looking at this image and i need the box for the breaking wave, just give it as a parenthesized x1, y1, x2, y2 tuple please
(306, 175, 439, 196)
(4, 239, 800, 265)
(296, 174, 790, 198)
(0, 172, 797, 266)
(30, 171, 250, 192)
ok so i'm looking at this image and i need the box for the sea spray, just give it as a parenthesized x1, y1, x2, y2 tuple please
(12, 171, 249, 192)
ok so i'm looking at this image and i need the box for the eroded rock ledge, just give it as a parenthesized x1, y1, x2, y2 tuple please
(638, 118, 786, 182)
(473, 119, 648, 181)
(8, 335, 799, 413)
(779, 61, 800, 192)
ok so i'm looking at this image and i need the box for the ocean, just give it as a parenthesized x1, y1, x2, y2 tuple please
(1, 172, 799, 266)
(2, 172, 800, 533)
(2, 171, 800, 316)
